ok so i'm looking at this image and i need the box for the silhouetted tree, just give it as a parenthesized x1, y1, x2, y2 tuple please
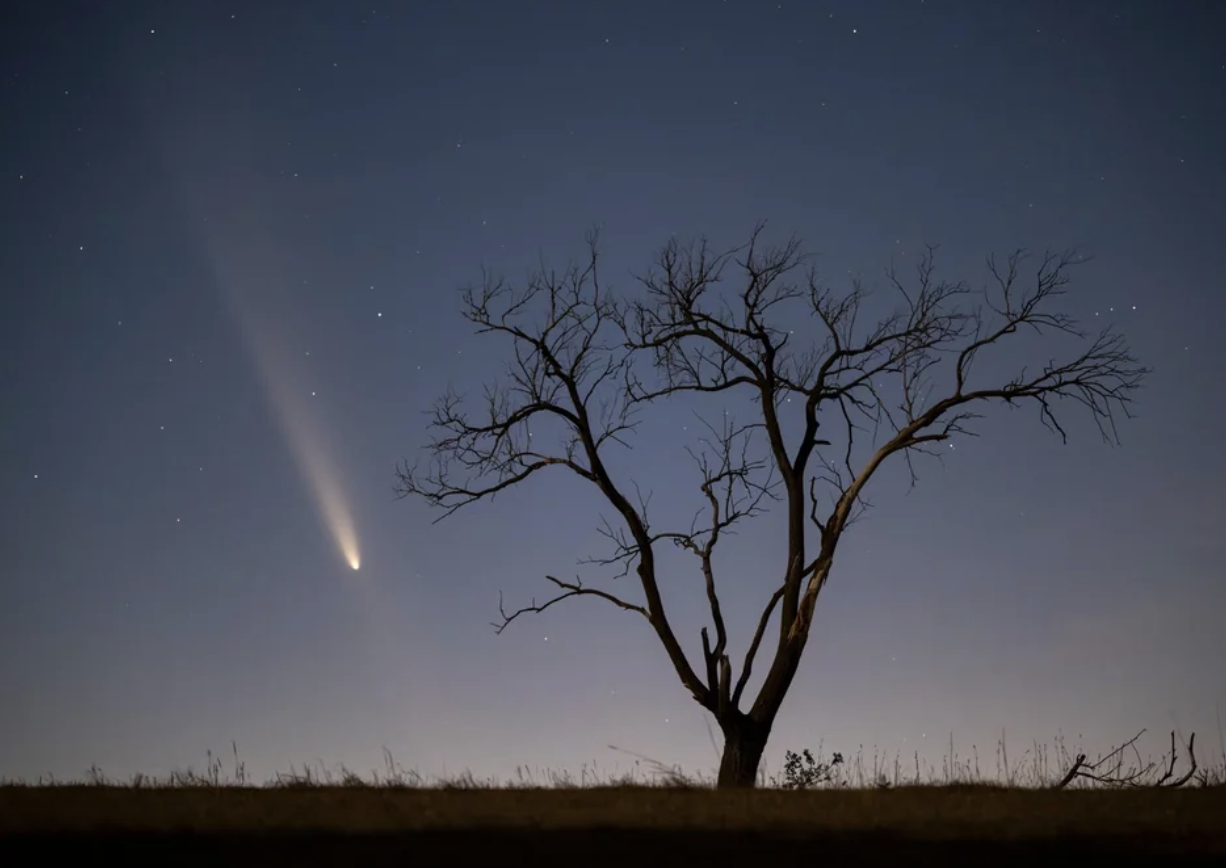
(396, 223, 1148, 788)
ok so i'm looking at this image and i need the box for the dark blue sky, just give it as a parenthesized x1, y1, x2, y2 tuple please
(2, 0, 1224, 785)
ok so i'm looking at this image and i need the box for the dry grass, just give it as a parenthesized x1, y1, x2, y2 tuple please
(4, 780, 1226, 837)
(3, 733, 1223, 864)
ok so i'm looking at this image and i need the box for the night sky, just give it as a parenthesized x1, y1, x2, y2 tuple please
(2, 0, 1224, 786)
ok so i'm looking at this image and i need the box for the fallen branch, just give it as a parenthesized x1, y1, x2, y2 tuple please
(1052, 729, 1197, 789)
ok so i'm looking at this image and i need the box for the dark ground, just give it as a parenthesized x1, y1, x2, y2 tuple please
(4, 784, 1224, 866)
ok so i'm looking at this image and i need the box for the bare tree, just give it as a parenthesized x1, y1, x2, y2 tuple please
(395, 223, 1149, 788)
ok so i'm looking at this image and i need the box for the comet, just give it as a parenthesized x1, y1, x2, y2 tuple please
(225, 287, 363, 574)
(157, 110, 411, 676)
(176, 214, 360, 571)
(159, 119, 363, 573)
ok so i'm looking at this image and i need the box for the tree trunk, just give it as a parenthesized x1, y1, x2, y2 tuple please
(717, 713, 771, 789)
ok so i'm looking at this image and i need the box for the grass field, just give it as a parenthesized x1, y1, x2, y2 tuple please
(3, 735, 1223, 866)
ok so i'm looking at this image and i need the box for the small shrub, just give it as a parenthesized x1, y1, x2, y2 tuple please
(781, 749, 843, 789)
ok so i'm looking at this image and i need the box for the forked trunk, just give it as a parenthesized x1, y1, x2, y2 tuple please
(717, 714, 770, 788)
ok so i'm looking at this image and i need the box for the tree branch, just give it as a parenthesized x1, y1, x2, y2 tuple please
(493, 575, 650, 634)
(1052, 730, 1198, 789)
